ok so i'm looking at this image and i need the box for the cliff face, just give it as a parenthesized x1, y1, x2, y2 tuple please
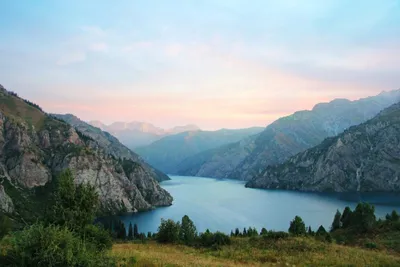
(176, 90, 400, 180)
(0, 86, 172, 216)
(52, 114, 170, 182)
(246, 102, 400, 192)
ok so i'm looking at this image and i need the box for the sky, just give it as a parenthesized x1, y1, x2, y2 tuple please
(0, 0, 400, 130)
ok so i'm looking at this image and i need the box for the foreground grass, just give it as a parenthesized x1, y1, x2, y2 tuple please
(111, 237, 400, 266)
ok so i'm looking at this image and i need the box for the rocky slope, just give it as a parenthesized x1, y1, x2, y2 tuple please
(135, 127, 264, 174)
(176, 134, 259, 179)
(53, 114, 169, 182)
(246, 102, 400, 192)
(89, 120, 200, 148)
(0, 85, 172, 217)
(179, 90, 400, 180)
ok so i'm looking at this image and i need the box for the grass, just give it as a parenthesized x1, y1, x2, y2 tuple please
(111, 237, 400, 266)
(0, 90, 45, 129)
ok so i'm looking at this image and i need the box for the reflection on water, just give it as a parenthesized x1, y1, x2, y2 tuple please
(116, 176, 400, 234)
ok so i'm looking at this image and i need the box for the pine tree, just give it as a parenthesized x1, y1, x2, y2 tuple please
(134, 223, 139, 238)
(180, 215, 197, 245)
(260, 228, 268, 235)
(147, 232, 152, 239)
(288, 216, 306, 236)
(235, 228, 240, 236)
(316, 225, 327, 236)
(341, 206, 353, 228)
(307, 226, 313, 235)
(243, 228, 247, 236)
(128, 223, 133, 240)
(331, 210, 342, 232)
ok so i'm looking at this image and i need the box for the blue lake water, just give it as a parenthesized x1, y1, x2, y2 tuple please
(119, 176, 400, 234)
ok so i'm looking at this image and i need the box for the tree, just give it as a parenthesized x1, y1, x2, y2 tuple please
(289, 216, 306, 236)
(180, 215, 197, 245)
(331, 210, 342, 231)
(386, 210, 399, 222)
(133, 223, 139, 238)
(352, 203, 376, 232)
(243, 227, 247, 236)
(128, 223, 133, 240)
(117, 221, 126, 240)
(147, 232, 152, 239)
(47, 169, 99, 232)
(0, 213, 12, 239)
(341, 207, 353, 228)
(316, 225, 327, 236)
(307, 226, 313, 235)
(260, 228, 268, 236)
(157, 219, 181, 243)
(235, 228, 240, 236)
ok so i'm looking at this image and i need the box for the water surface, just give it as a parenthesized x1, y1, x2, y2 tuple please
(119, 176, 400, 234)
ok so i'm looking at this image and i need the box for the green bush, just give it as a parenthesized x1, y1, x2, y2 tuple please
(82, 224, 113, 250)
(262, 231, 289, 240)
(365, 242, 378, 249)
(156, 219, 181, 243)
(0, 224, 116, 267)
(198, 230, 231, 248)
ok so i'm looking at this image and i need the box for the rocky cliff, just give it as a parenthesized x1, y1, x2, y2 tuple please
(178, 90, 400, 180)
(246, 102, 400, 192)
(0, 85, 172, 218)
(52, 114, 169, 182)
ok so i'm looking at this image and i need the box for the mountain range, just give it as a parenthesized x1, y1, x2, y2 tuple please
(89, 120, 200, 148)
(134, 127, 264, 174)
(0, 84, 172, 219)
(246, 101, 400, 192)
(177, 90, 400, 181)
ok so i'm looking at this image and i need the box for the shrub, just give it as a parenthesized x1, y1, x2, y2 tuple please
(0, 213, 12, 239)
(157, 219, 180, 243)
(365, 242, 378, 249)
(83, 224, 113, 250)
(0, 224, 115, 267)
(198, 230, 231, 248)
(263, 231, 289, 240)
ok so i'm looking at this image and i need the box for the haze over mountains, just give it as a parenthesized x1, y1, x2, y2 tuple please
(177, 90, 400, 181)
(135, 127, 264, 174)
(89, 120, 200, 148)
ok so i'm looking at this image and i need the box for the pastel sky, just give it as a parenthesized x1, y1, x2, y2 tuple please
(1, 0, 399, 130)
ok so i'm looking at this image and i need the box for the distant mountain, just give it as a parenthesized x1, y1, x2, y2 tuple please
(0, 85, 172, 217)
(88, 121, 200, 148)
(135, 127, 264, 174)
(53, 114, 170, 182)
(178, 90, 400, 180)
(246, 101, 400, 192)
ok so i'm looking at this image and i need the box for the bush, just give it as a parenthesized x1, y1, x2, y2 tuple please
(198, 230, 231, 248)
(0, 224, 116, 267)
(365, 242, 377, 249)
(83, 224, 113, 250)
(157, 219, 180, 243)
(262, 231, 289, 240)
(0, 213, 12, 239)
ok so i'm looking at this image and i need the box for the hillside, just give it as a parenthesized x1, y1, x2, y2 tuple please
(89, 120, 200, 148)
(246, 102, 400, 192)
(135, 127, 264, 174)
(0, 85, 172, 220)
(53, 114, 169, 182)
(178, 90, 400, 180)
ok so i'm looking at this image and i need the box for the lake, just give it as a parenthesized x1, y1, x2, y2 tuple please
(119, 175, 400, 234)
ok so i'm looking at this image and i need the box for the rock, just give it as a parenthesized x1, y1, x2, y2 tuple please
(0, 184, 14, 213)
(246, 102, 400, 192)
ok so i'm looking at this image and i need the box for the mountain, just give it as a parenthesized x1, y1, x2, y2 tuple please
(52, 114, 169, 182)
(246, 101, 400, 192)
(88, 121, 200, 148)
(0, 84, 172, 217)
(178, 90, 400, 180)
(135, 127, 264, 174)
